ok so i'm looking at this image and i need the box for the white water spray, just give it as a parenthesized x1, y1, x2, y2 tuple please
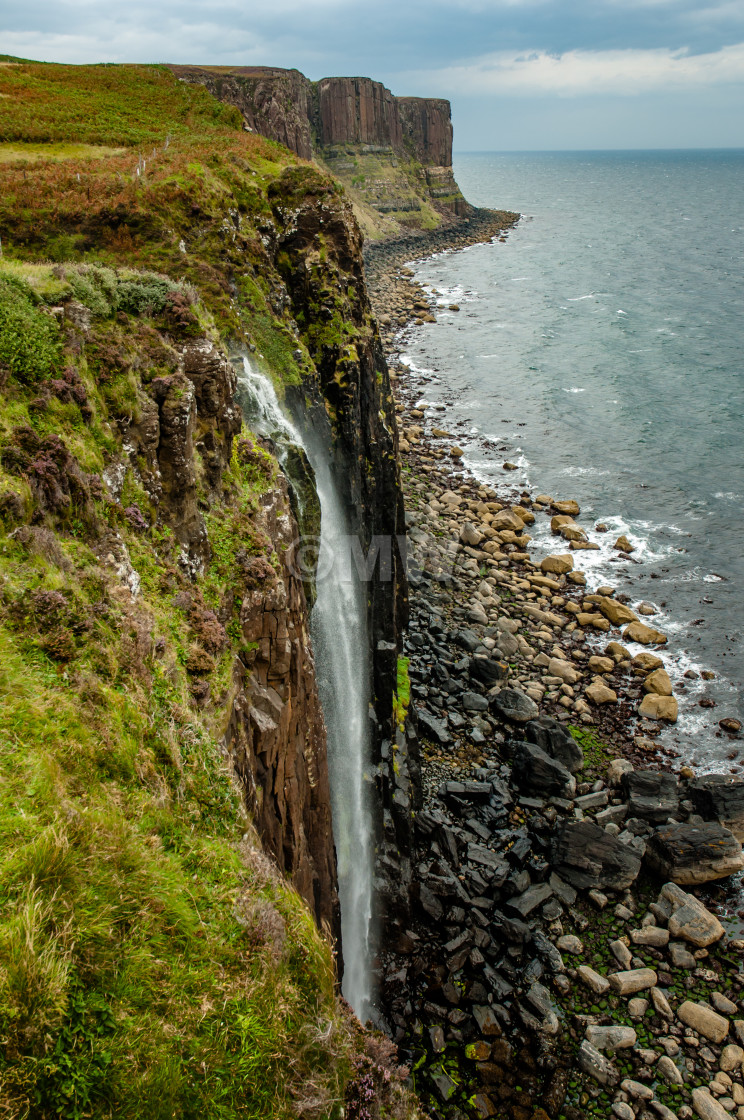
(236, 357, 374, 1021)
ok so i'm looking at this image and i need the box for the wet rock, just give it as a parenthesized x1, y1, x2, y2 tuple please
(634, 651, 665, 671)
(462, 691, 490, 712)
(719, 1043, 744, 1072)
(661, 882, 725, 946)
(669, 942, 697, 968)
(688, 775, 744, 842)
(586, 680, 618, 704)
(551, 820, 643, 890)
(614, 534, 635, 553)
(609, 968, 658, 995)
(646, 822, 744, 884)
(639, 693, 679, 721)
(691, 1087, 731, 1120)
(418, 708, 452, 744)
(512, 741, 575, 797)
(586, 1025, 637, 1051)
(489, 687, 539, 724)
(597, 596, 639, 626)
(540, 553, 573, 575)
(624, 769, 679, 824)
(470, 656, 509, 687)
(508, 881, 553, 918)
(608, 758, 634, 786)
(631, 926, 670, 947)
(678, 1001, 729, 1044)
(525, 716, 584, 773)
(644, 667, 673, 696)
(578, 965, 610, 995)
(577, 1039, 619, 1086)
(657, 1055, 685, 1085)
(623, 620, 668, 645)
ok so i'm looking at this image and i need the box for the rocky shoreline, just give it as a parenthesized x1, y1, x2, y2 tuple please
(365, 220, 744, 1120)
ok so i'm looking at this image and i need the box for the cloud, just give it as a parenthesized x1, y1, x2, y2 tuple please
(403, 42, 744, 97)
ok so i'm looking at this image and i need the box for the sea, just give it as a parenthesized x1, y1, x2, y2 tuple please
(399, 149, 744, 772)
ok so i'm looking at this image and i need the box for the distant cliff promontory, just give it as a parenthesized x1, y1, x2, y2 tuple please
(170, 65, 470, 234)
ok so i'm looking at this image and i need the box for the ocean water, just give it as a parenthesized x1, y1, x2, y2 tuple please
(400, 150, 744, 770)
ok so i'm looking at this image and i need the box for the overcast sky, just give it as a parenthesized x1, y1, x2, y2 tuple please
(3, 0, 744, 149)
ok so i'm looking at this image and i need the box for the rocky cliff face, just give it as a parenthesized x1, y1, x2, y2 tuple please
(171, 65, 314, 159)
(171, 64, 470, 227)
(225, 480, 339, 935)
(314, 76, 403, 150)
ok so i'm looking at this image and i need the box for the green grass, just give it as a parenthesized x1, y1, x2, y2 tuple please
(0, 60, 242, 146)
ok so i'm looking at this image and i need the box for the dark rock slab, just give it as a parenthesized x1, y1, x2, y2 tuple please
(525, 715, 584, 774)
(441, 779, 492, 802)
(688, 774, 744, 842)
(623, 769, 679, 824)
(645, 821, 744, 884)
(489, 687, 539, 724)
(417, 708, 452, 745)
(551, 820, 642, 890)
(507, 881, 553, 917)
(462, 690, 489, 712)
(470, 656, 509, 688)
(511, 741, 574, 797)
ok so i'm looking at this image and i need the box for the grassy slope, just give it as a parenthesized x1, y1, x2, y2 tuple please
(0, 60, 417, 1120)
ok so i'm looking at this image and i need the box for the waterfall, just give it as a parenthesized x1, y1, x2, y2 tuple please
(236, 357, 374, 1021)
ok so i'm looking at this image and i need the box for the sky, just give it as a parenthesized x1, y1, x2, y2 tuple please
(2, 0, 744, 149)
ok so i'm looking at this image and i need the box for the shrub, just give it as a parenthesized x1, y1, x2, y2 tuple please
(0, 272, 60, 385)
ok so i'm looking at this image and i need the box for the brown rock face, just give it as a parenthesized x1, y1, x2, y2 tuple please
(315, 76, 403, 149)
(171, 66, 314, 160)
(397, 96, 452, 166)
(226, 481, 340, 938)
(170, 65, 457, 170)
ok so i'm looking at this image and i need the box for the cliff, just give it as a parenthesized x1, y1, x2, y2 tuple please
(0, 58, 416, 1117)
(170, 64, 470, 233)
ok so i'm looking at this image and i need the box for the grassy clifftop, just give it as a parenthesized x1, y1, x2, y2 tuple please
(0, 59, 418, 1119)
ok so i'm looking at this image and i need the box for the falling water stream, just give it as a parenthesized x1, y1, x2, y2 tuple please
(235, 356, 374, 1021)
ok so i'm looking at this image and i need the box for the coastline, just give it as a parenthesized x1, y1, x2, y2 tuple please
(365, 221, 744, 1120)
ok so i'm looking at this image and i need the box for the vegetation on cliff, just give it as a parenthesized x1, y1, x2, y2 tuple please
(0, 59, 416, 1119)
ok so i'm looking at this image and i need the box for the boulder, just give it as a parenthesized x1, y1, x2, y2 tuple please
(608, 968, 657, 995)
(586, 1025, 637, 1051)
(644, 668, 673, 696)
(417, 709, 452, 745)
(614, 534, 635, 553)
(511, 741, 575, 797)
(623, 621, 668, 645)
(678, 1001, 729, 1044)
(491, 509, 527, 532)
(596, 596, 639, 626)
(586, 680, 618, 704)
(645, 822, 744, 884)
(577, 1040, 619, 1086)
(525, 715, 584, 774)
(691, 1088, 731, 1120)
(548, 657, 581, 684)
(623, 769, 679, 824)
(551, 820, 642, 890)
(633, 651, 664, 672)
(540, 553, 573, 575)
(688, 774, 744, 842)
(489, 688, 539, 724)
(470, 656, 509, 688)
(553, 499, 580, 516)
(639, 694, 678, 722)
(660, 882, 725, 946)
(461, 521, 484, 547)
